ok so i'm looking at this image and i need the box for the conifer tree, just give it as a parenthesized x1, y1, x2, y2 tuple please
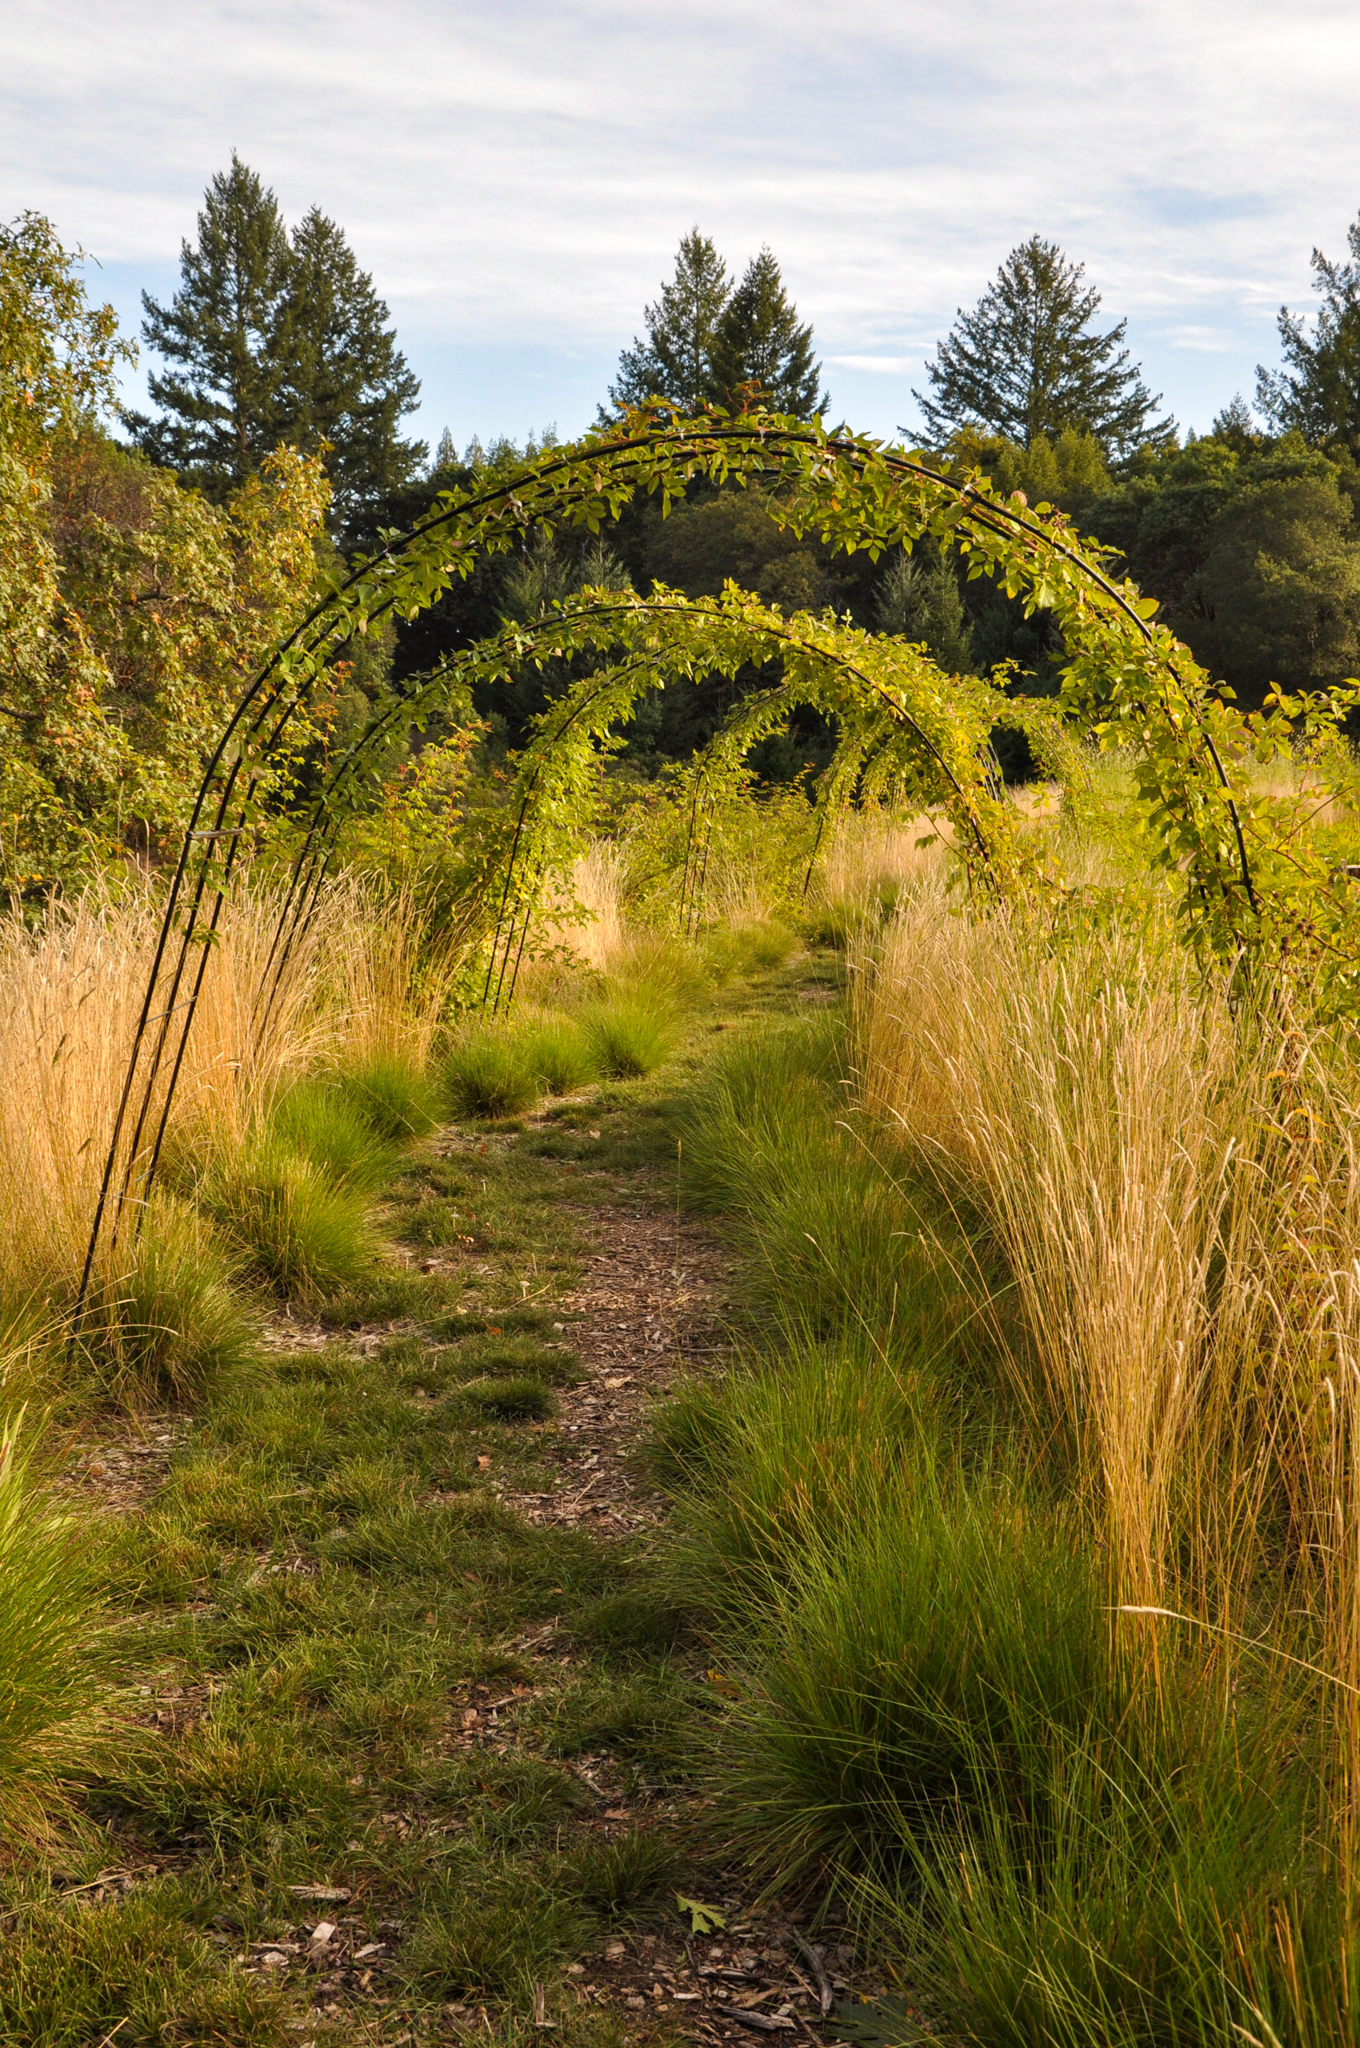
(605, 229, 730, 415)
(1257, 212, 1360, 445)
(710, 248, 826, 419)
(913, 236, 1171, 459)
(131, 157, 424, 536)
(874, 544, 973, 673)
(277, 205, 424, 534)
(129, 155, 292, 494)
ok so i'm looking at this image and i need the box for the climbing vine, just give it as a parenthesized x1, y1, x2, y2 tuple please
(79, 404, 1360, 1308)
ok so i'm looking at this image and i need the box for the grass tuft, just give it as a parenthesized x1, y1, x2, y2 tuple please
(445, 1025, 545, 1120)
(0, 1409, 109, 1843)
(518, 1012, 600, 1095)
(459, 1376, 559, 1423)
(198, 1131, 375, 1302)
(77, 1199, 257, 1410)
(336, 1049, 442, 1141)
(582, 995, 679, 1079)
(270, 1077, 394, 1190)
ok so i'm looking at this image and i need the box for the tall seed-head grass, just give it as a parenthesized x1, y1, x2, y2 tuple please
(847, 886, 1360, 1863)
(0, 876, 453, 1327)
(848, 896, 1254, 1608)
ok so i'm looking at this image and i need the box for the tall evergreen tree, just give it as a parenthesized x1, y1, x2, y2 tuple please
(710, 248, 826, 418)
(912, 236, 1172, 459)
(277, 205, 424, 534)
(605, 229, 730, 416)
(130, 157, 424, 536)
(129, 155, 292, 494)
(1256, 212, 1360, 446)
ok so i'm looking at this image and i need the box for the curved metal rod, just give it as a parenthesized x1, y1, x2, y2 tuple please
(76, 416, 1257, 1322)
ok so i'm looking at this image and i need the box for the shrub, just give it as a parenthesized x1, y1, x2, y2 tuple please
(444, 1026, 544, 1120)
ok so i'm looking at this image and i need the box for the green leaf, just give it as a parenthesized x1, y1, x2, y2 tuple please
(675, 1895, 726, 1936)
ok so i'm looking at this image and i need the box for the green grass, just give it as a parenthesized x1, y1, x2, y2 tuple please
(335, 1048, 442, 1141)
(654, 985, 1348, 2048)
(0, 1411, 109, 1844)
(445, 1023, 545, 1119)
(269, 1075, 394, 1189)
(518, 1011, 600, 1095)
(582, 994, 680, 1079)
(76, 1198, 258, 1411)
(198, 1130, 375, 1301)
(458, 1375, 559, 1422)
(0, 978, 760, 2043)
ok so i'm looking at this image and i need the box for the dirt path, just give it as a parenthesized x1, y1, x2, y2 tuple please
(497, 1203, 729, 1534)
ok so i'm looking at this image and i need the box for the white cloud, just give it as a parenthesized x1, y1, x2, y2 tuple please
(4, 0, 1358, 438)
(828, 355, 918, 374)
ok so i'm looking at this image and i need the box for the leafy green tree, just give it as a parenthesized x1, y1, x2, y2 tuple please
(131, 157, 424, 536)
(912, 236, 1172, 459)
(605, 229, 730, 415)
(1085, 431, 1360, 707)
(1257, 212, 1360, 446)
(710, 248, 826, 418)
(0, 211, 333, 895)
(1193, 469, 1360, 700)
(948, 425, 1111, 508)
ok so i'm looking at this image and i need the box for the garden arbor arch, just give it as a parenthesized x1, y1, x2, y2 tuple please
(77, 407, 1360, 1307)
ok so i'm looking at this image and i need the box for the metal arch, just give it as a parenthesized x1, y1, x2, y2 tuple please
(75, 416, 1256, 1325)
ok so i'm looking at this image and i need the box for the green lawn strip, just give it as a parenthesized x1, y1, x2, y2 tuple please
(0, 966, 820, 2048)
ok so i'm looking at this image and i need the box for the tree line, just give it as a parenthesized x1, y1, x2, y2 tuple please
(114, 159, 1360, 731)
(4, 159, 1360, 901)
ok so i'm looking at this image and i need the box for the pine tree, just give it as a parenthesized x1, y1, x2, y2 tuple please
(709, 248, 826, 419)
(129, 155, 292, 494)
(605, 229, 730, 416)
(1256, 213, 1360, 445)
(912, 236, 1172, 459)
(874, 544, 973, 673)
(131, 158, 424, 536)
(277, 205, 424, 535)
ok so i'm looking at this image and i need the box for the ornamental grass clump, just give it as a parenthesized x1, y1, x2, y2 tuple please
(443, 1026, 545, 1121)
(0, 1406, 110, 1844)
(581, 995, 679, 1080)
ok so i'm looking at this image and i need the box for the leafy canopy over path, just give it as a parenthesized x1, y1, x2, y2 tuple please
(84, 406, 1360, 1302)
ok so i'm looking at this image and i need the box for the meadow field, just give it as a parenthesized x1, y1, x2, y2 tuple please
(3, 759, 1360, 2048)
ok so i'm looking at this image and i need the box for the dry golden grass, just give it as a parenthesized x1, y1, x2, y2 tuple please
(539, 845, 630, 975)
(848, 889, 1360, 1815)
(0, 875, 452, 1325)
(814, 810, 949, 909)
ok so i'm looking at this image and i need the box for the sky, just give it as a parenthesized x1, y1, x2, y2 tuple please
(4, 0, 1360, 459)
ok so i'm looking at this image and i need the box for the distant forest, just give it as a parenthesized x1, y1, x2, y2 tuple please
(5, 157, 1360, 894)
